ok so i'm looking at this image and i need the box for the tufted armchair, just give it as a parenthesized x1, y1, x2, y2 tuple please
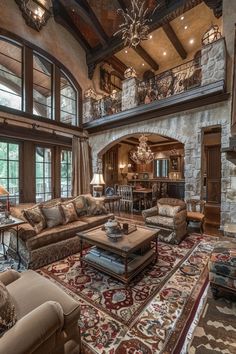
(142, 198, 187, 244)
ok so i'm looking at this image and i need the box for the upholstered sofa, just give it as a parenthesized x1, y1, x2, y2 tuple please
(9, 195, 113, 269)
(142, 197, 187, 244)
(0, 269, 81, 354)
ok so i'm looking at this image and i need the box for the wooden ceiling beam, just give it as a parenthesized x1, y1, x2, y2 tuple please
(162, 22, 187, 59)
(134, 45, 159, 71)
(105, 55, 127, 77)
(74, 0, 109, 46)
(52, 0, 91, 53)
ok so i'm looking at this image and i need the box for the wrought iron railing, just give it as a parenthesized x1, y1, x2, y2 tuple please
(92, 90, 122, 119)
(137, 55, 202, 105)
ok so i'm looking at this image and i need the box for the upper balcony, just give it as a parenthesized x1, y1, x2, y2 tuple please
(83, 37, 228, 133)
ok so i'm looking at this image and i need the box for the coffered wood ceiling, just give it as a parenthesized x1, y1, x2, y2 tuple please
(52, 0, 222, 79)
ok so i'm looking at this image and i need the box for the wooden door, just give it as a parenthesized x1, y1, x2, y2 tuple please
(205, 145, 221, 203)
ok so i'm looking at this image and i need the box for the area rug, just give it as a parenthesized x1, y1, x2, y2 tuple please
(38, 233, 217, 354)
(186, 294, 236, 354)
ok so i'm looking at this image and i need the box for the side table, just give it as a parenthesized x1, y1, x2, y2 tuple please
(0, 216, 24, 269)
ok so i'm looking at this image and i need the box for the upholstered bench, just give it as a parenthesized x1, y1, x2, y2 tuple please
(208, 240, 236, 300)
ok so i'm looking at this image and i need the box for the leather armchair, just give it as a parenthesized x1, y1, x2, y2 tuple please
(0, 269, 81, 354)
(142, 197, 187, 244)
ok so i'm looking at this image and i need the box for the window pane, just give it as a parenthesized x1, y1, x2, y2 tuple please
(60, 150, 72, 197)
(0, 39, 22, 110)
(33, 53, 52, 119)
(60, 71, 77, 126)
(35, 146, 52, 202)
(0, 141, 20, 204)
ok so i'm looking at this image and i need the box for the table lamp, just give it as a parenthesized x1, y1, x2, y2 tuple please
(0, 185, 10, 213)
(90, 173, 105, 197)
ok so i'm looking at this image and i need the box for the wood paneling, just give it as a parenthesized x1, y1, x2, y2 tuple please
(103, 145, 119, 187)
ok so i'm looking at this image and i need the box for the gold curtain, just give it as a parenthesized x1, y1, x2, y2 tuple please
(72, 136, 91, 196)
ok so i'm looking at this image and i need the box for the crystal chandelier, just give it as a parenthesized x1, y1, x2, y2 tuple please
(130, 135, 154, 164)
(114, 0, 157, 48)
(15, 0, 52, 31)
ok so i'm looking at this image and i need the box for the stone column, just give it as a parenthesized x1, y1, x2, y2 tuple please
(201, 38, 226, 86)
(122, 77, 138, 111)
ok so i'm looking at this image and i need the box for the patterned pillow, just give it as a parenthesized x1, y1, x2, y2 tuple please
(0, 281, 17, 335)
(41, 204, 64, 228)
(157, 203, 181, 217)
(23, 205, 46, 234)
(87, 198, 108, 216)
(60, 201, 79, 224)
(72, 196, 88, 216)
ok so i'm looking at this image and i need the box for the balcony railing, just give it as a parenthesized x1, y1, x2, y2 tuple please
(83, 37, 226, 124)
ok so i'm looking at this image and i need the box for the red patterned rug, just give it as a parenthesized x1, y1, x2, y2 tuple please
(38, 233, 217, 354)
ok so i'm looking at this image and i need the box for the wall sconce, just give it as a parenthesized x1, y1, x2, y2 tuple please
(15, 0, 52, 31)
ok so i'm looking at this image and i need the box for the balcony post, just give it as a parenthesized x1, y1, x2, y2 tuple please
(122, 67, 138, 111)
(201, 38, 226, 86)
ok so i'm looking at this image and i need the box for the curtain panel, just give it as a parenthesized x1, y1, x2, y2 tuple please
(72, 136, 91, 196)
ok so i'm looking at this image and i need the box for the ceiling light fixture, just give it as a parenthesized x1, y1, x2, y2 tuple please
(184, 25, 188, 30)
(189, 38, 194, 44)
(142, 63, 145, 66)
(130, 135, 154, 164)
(149, 34, 153, 39)
(181, 16, 184, 20)
(15, 0, 52, 31)
(163, 51, 167, 56)
(114, 0, 159, 48)
(125, 50, 128, 53)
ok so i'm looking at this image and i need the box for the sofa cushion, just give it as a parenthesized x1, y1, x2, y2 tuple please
(26, 220, 88, 250)
(23, 205, 47, 234)
(86, 197, 108, 216)
(7, 270, 80, 327)
(41, 198, 62, 207)
(146, 215, 174, 228)
(158, 198, 186, 211)
(41, 204, 64, 228)
(208, 241, 236, 278)
(0, 281, 17, 335)
(157, 203, 181, 217)
(80, 214, 113, 229)
(72, 196, 88, 216)
(10, 204, 34, 222)
(60, 201, 78, 224)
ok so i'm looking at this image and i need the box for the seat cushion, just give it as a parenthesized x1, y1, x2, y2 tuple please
(146, 215, 174, 228)
(80, 214, 112, 229)
(7, 270, 80, 327)
(0, 281, 17, 335)
(27, 220, 88, 250)
(187, 211, 204, 221)
(157, 203, 181, 217)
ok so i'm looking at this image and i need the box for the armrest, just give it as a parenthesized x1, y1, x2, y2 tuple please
(11, 222, 36, 242)
(142, 206, 158, 220)
(0, 270, 21, 286)
(173, 209, 187, 226)
(0, 301, 64, 354)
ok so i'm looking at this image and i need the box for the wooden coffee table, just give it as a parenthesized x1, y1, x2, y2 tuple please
(77, 224, 159, 284)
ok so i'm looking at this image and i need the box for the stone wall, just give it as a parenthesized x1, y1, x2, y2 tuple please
(89, 100, 234, 226)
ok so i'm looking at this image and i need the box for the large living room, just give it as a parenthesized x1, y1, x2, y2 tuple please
(0, 1, 236, 353)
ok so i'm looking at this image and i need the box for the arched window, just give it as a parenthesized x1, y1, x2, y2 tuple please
(0, 33, 80, 126)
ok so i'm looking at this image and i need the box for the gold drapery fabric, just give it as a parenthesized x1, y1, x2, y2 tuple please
(72, 136, 91, 196)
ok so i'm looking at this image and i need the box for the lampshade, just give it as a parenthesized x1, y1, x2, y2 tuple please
(90, 173, 105, 185)
(0, 186, 9, 196)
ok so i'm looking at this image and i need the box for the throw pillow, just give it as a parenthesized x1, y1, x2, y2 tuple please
(0, 280, 17, 335)
(23, 205, 46, 234)
(60, 201, 79, 224)
(41, 204, 64, 228)
(157, 203, 181, 217)
(72, 196, 88, 216)
(87, 198, 108, 216)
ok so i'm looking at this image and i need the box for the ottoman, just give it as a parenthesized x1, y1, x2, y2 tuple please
(208, 240, 236, 300)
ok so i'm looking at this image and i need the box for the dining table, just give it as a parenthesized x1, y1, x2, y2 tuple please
(133, 188, 152, 210)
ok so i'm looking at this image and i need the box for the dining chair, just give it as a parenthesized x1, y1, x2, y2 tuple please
(186, 199, 206, 234)
(117, 185, 140, 213)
